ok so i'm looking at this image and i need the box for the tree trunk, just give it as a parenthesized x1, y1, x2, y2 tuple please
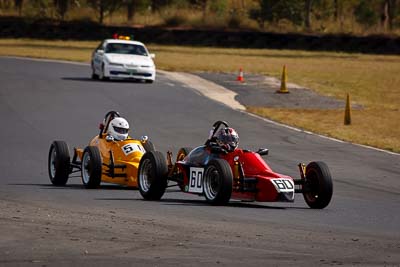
(201, 0, 208, 23)
(99, 0, 104, 24)
(381, 0, 389, 31)
(305, 0, 312, 30)
(127, 1, 134, 22)
(333, 0, 338, 21)
(388, 0, 397, 30)
(54, 0, 69, 20)
(14, 0, 23, 16)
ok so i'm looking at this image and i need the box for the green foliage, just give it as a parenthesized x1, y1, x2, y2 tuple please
(209, 0, 226, 16)
(354, 0, 379, 27)
(30, 0, 52, 17)
(227, 8, 241, 28)
(54, 0, 70, 19)
(250, 0, 304, 27)
(163, 13, 186, 26)
(87, 0, 123, 23)
(1, 0, 400, 32)
(313, 0, 335, 20)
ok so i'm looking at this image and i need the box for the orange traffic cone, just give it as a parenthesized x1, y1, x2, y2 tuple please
(237, 68, 245, 82)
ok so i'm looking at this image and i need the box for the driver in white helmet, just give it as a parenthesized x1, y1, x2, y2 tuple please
(214, 127, 239, 152)
(107, 117, 130, 141)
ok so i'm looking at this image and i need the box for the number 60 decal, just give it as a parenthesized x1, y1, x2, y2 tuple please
(271, 178, 294, 192)
(188, 167, 203, 193)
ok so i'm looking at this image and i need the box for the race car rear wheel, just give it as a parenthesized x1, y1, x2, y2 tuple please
(81, 146, 102, 189)
(138, 151, 168, 200)
(48, 141, 70, 186)
(303, 161, 333, 209)
(203, 159, 233, 205)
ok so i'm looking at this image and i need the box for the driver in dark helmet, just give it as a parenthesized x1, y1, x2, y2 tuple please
(213, 127, 240, 152)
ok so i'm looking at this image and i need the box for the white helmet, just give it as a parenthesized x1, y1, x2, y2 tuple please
(108, 117, 129, 141)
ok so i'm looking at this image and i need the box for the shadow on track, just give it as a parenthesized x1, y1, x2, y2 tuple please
(95, 196, 296, 210)
(8, 183, 136, 190)
(9, 184, 308, 210)
(62, 77, 152, 84)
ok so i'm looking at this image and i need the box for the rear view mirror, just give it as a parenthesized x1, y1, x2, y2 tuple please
(256, 148, 269, 156)
(97, 50, 104, 55)
(149, 53, 155, 59)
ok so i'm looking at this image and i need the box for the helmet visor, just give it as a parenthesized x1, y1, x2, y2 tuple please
(113, 126, 128, 134)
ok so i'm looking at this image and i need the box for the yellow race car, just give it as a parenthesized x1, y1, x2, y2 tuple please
(48, 111, 154, 188)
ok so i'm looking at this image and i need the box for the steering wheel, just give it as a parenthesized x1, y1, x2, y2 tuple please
(99, 111, 121, 137)
(104, 111, 120, 121)
(205, 120, 229, 145)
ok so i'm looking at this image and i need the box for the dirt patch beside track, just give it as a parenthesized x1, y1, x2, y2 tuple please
(195, 72, 363, 110)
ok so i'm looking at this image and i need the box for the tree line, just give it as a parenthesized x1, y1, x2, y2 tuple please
(0, 0, 398, 32)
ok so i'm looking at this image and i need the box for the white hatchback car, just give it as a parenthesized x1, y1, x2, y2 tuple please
(91, 36, 156, 83)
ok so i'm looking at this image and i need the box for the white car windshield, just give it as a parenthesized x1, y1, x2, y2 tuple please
(105, 43, 148, 56)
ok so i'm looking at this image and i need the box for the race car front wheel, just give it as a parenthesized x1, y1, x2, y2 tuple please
(48, 141, 70, 186)
(303, 161, 333, 209)
(203, 159, 233, 205)
(138, 151, 168, 200)
(81, 146, 102, 189)
(142, 140, 155, 152)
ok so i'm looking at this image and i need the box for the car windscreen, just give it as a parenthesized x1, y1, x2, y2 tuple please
(105, 43, 148, 56)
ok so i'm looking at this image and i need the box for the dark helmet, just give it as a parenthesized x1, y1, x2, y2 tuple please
(215, 127, 239, 152)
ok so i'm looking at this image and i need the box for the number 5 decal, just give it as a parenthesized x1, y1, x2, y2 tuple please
(121, 144, 145, 156)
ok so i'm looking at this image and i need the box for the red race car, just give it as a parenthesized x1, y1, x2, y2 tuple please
(137, 121, 333, 209)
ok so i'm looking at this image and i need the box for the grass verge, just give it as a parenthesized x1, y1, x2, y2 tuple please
(0, 38, 399, 152)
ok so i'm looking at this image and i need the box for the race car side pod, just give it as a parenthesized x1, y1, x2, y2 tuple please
(233, 161, 258, 193)
(294, 163, 306, 193)
(103, 150, 127, 179)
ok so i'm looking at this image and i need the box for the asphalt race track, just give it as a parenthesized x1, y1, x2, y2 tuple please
(0, 57, 399, 266)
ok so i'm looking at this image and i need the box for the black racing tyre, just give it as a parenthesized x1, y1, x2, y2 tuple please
(99, 64, 109, 81)
(91, 62, 98, 80)
(142, 140, 155, 152)
(203, 159, 233, 205)
(48, 141, 70, 186)
(303, 161, 333, 209)
(81, 146, 102, 189)
(176, 147, 192, 162)
(138, 151, 168, 200)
